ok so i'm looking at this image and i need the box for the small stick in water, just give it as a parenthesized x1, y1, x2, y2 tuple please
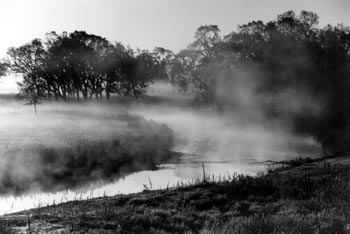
(27, 213, 31, 232)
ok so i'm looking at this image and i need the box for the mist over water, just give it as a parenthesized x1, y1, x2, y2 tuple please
(0, 81, 322, 214)
(133, 105, 319, 159)
(0, 99, 176, 194)
(135, 81, 322, 161)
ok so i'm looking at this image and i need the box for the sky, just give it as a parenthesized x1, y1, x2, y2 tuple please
(0, 0, 349, 93)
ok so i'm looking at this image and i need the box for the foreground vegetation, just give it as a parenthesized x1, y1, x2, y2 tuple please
(1, 156, 349, 233)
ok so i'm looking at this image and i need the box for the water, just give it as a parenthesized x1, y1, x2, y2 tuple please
(0, 105, 320, 215)
(0, 155, 266, 215)
(0, 128, 267, 215)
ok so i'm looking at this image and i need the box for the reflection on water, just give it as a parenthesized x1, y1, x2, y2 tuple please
(0, 157, 266, 215)
(0, 104, 320, 215)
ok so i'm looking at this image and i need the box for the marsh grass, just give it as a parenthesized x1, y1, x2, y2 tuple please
(0, 111, 175, 195)
(0, 221, 14, 234)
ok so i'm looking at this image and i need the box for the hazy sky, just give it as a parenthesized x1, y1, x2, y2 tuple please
(0, 0, 349, 92)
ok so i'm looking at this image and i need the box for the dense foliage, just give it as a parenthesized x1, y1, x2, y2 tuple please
(161, 11, 350, 156)
(6, 31, 163, 106)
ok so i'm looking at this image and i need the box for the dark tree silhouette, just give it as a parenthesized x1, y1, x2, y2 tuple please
(44, 31, 111, 100)
(165, 11, 350, 155)
(7, 31, 161, 103)
(7, 39, 47, 113)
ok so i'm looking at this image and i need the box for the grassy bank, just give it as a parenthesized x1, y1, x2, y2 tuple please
(1, 156, 349, 234)
(0, 103, 175, 195)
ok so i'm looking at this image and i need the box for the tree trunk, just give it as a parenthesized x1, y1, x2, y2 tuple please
(76, 89, 80, 100)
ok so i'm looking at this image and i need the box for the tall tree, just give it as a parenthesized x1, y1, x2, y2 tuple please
(8, 39, 47, 113)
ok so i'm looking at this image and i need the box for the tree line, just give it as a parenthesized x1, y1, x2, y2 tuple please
(158, 10, 350, 156)
(5, 31, 165, 112)
(2, 10, 350, 155)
